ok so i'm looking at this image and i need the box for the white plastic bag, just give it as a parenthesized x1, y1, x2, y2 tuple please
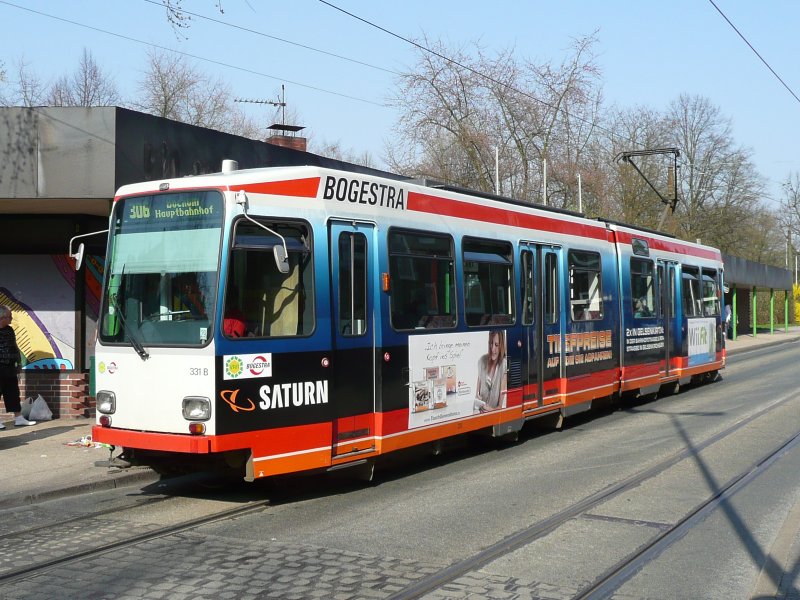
(21, 396, 33, 419)
(29, 394, 53, 421)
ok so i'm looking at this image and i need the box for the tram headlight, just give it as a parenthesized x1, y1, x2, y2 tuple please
(182, 396, 211, 421)
(97, 390, 116, 414)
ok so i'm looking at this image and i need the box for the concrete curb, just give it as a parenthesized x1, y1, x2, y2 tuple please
(727, 336, 800, 356)
(0, 467, 161, 510)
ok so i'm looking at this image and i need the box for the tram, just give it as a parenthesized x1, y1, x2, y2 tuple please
(87, 161, 725, 480)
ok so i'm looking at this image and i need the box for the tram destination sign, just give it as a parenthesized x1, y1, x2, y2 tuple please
(120, 192, 222, 231)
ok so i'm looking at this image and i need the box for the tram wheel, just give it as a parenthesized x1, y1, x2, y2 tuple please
(496, 429, 520, 445)
(661, 381, 680, 396)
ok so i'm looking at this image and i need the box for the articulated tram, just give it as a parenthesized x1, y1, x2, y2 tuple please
(90, 162, 725, 480)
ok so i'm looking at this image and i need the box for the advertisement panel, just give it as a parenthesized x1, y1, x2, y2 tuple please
(688, 318, 716, 366)
(407, 330, 507, 429)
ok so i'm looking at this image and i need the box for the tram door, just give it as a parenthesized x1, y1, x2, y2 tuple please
(520, 243, 563, 409)
(329, 221, 377, 457)
(658, 260, 678, 376)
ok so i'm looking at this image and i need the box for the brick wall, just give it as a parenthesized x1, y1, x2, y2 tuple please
(1, 372, 95, 420)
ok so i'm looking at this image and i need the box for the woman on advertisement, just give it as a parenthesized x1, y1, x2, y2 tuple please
(474, 330, 507, 413)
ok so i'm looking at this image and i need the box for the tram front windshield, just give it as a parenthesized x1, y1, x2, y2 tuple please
(99, 191, 223, 347)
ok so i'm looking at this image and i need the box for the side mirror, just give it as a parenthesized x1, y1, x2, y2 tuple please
(68, 229, 108, 271)
(235, 191, 290, 274)
(273, 245, 289, 274)
(71, 242, 85, 270)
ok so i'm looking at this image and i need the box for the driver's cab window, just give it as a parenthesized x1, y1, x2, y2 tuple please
(224, 219, 314, 338)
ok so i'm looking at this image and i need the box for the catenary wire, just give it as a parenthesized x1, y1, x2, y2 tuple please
(707, 0, 800, 105)
(140, 0, 400, 76)
(0, 0, 387, 107)
(8, 0, 651, 151)
(317, 0, 645, 150)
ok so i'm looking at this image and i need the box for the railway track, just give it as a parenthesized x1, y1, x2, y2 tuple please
(387, 387, 800, 599)
(0, 498, 270, 585)
(575, 429, 800, 598)
(1, 348, 794, 595)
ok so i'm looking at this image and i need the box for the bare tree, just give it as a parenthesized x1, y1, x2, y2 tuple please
(133, 48, 262, 137)
(386, 34, 603, 206)
(47, 48, 120, 107)
(601, 106, 675, 227)
(604, 95, 775, 261)
(517, 33, 604, 209)
(736, 207, 786, 266)
(387, 37, 494, 191)
(779, 172, 800, 268)
(0, 57, 47, 107)
(160, 0, 225, 36)
(388, 35, 780, 262)
(309, 139, 376, 169)
(667, 94, 767, 254)
(779, 173, 800, 239)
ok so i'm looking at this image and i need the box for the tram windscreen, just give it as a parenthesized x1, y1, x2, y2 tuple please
(99, 191, 223, 347)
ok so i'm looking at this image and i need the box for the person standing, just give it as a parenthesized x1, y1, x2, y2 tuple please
(724, 304, 732, 339)
(0, 305, 36, 428)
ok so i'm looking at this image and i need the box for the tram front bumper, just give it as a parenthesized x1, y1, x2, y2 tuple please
(92, 425, 212, 454)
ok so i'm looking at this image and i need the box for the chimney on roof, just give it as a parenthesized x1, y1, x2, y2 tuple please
(267, 123, 307, 152)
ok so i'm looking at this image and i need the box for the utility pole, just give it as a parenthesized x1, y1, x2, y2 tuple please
(495, 147, 499, 195)
(542, 158, 547, 206)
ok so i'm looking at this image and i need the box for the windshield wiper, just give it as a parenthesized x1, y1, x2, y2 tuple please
(110, 269, 149, 361)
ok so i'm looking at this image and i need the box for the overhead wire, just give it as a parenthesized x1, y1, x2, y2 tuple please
(707, 0, 800, 106)
(317, 0, 644, 149)
(2, 0, 698, 162)
(140, 0, 400, 76)
(5, 0, 651, 150)
(7, 0, 792, 158)
(0, 0, 387, 107)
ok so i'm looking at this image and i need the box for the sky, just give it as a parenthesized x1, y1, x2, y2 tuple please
(2, 0, 799, 205)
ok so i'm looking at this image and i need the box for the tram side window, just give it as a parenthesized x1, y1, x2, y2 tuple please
(631, 258, 655, 318)
(462, 238, 515, 327)
(544, 252, 559, 324)
(338, 232, 367, 336)
(522, 250, 534, 325)
(681, 266, 702, 317)
(569, 250, 603, 321)
(225, 219, 314, 338)
(701, 268, 720, 316)
(388, 230, 456, 330)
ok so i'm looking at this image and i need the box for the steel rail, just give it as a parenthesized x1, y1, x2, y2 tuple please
(0, 496, 171, 544)
(386, 388, 800, 599)
(0, 499, 270, 584)
(576, 430, 800, 599)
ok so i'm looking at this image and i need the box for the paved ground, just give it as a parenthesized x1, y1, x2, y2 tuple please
(1, 327, 798, 510)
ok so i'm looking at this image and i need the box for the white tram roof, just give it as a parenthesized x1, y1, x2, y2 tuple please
(113, 163, 721, 264)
